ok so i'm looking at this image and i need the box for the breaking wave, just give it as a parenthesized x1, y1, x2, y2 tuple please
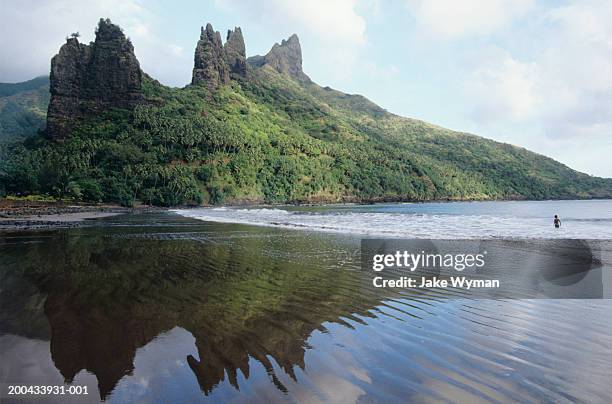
(172, 202, 612, 239)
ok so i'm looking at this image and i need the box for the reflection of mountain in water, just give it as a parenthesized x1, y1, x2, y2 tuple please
(0, 219, 383, 399)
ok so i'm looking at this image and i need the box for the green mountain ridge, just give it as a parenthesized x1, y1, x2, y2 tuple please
(1, 19, 610, 205)
(0, 76, 49, 142)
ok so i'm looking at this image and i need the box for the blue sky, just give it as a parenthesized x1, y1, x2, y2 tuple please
(2, 0, 611, 177)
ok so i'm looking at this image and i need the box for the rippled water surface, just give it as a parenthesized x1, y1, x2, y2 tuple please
(1, 201, 612, 403)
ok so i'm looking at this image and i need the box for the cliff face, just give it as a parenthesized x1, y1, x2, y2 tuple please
(224, 27, 247, 79)
(192, 23, 230, 89)
(46, 18, 143, 140)
(45, 19, 309, 140)
(192, 23, 247, 88)
(248, 34, 310, 83)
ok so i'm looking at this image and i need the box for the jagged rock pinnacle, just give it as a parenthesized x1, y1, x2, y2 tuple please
(261, 34, 310, 82)
(46, 18, 143, 140)
(192, 23, 230, 89)
(246, 34, 310, 83)
(224, 27, 247, 79)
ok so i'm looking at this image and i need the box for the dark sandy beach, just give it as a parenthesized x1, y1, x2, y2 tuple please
(0, 199, 160, 230)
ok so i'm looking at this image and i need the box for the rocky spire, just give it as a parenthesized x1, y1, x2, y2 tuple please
(46, 18, 143, 140)
(192, 23, 230, 89)
(259, 34, 310, 82)
(224, 27, 247, 79)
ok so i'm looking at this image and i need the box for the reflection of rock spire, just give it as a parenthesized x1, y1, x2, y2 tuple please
(45, 292, 174, 400)
(3, 224, 383, 399)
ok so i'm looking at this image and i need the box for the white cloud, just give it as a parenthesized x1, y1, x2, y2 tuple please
(465, 48, 540, 122)
(0, 0, 142, 81)
(215, 0, 369, 83)
(130, 22, 150, 38)
(406, 0, 534, 39)
(216, 0, 366, 45)
(461, 1, 612, 130)
(1, 0, 369, 86)
(169, 45, 184, 56)
(363, 62, 400, 80)
(539, 2, 612, 139)
(0, 0, 189, 86)
(446, 0, 612, 176)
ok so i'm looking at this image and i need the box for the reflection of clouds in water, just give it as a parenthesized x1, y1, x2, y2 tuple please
(442, 300, 612, 402)
(296, 373, 366, 404)
(404, 300, 541, 402)
(292, 337, 368, 404)
(107, 327, 201, 404)
(270, 299, 612, 403)
(0, 335, 99, 403)
(252, 329, 369, 404)
(3, 300, 612, 403)
(503, 300, 612, 403)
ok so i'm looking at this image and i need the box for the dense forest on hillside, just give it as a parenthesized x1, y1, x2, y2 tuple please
(2, 71, 611, 206)
(1, 20, 611, 206)
(0, 76, 49, 142)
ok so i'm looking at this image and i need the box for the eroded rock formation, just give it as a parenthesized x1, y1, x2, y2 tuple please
(224, 27, 247, 79)
(248, 34, 310, 83)
(46, 19, 311, 140)
(192, 23, 230, 89)
(192, 23, 249, 88)
(46, 18, 143, 140)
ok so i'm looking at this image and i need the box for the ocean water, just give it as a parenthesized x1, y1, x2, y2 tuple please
(1, 200, 612, 403)
(173, 199, 612, 239)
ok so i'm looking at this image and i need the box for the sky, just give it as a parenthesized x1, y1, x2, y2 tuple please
(1, 0, 611, 177)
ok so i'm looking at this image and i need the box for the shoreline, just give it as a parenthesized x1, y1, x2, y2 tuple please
(2, 197, 610, 231)
(195, 195, 612, 208)
(176, 197, 612, 212)
(0, 200, 163, 230)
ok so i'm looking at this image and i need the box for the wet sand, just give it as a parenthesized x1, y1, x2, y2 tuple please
(0, 200, 161, 230)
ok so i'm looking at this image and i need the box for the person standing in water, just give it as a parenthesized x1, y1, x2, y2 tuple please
(554, 215, 561, 228)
